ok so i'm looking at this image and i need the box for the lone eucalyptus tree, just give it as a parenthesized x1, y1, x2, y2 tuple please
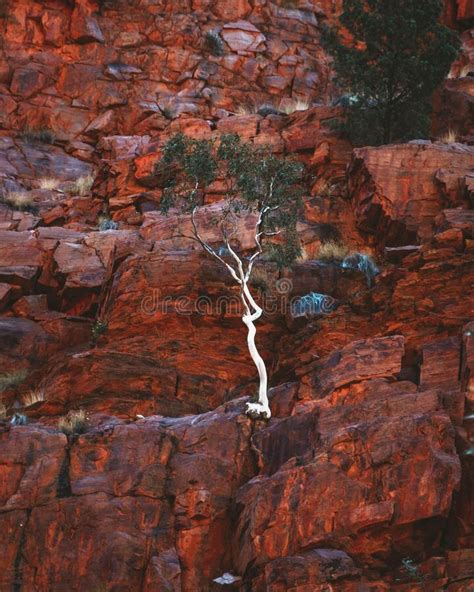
(156, 133, 304, 419)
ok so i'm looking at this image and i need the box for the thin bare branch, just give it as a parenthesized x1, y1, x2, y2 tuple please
(190, 208, 241, 284)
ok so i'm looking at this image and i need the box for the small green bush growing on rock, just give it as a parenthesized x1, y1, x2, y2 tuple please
(20, 127, 56, 145)
(401, 558, 424, 583)
(10, 413, 27, 426)
(205, 30, 225, 56)
(92, 320, 108, 341)
(316, 243, 380, 287)
(341, 252, 379, 287)
(323, 0, 461, 145)
(98, 216, 119, 231)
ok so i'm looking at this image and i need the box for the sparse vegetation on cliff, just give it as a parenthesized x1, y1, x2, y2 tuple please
(39, 177, 61, 190)
(317, 241, 349, 262)
(23, 388, 46, 407)
(1, 190, 34, 211)
(20, 127, 56, 145)
(0, 370, 28, 393)
(98, 216, 119, 231)
(156, 132, 304, 418)
(205, 30, 225, 56)
(68, 174, 95, 196)
(58, 409, 88, 435)
(438, 129, 459, 144)
(323, 0, 461, 145)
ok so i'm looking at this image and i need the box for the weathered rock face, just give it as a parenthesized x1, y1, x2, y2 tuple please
(0, 1, 473, 591)
(0, 330, 470, 591)
(349, 142, 474, 247)
(0, 0, 332, 140)
(39, 249, 285, 417)
(0, 404, 255, 592)
(457, 0, 474, 20)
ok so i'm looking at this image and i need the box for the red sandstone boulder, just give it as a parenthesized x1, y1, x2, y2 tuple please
(235, 382, 461, 573)
(70, 4, 104, 44)
(349, 142, 474, 246)
(213, 0, 251, 21)
(221, 21, 266, 54)
(0, 425, 66, 511)
(140, 202, 260, 251)
(256, 549, 359, 592)
(457, 0, 474, 20)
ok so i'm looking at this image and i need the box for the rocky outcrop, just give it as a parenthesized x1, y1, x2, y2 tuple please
(0, 1, 473, 591)
(0, 0, 333, 141)
(0, 329, 469, 591)
(457, 0, 474, 20)
(349, 142, 474, 247)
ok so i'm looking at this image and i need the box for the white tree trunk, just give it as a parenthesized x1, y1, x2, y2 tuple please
(189, 206, 272, 419)
(241, 279, 271, 419)
(242, 312, 271, 419)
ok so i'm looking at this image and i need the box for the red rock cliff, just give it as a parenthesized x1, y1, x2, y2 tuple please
(0, 1, 473, 591)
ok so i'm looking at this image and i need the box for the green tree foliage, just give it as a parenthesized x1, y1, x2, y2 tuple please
(323, 0, 461, 145)
(156, 133, 304, 267)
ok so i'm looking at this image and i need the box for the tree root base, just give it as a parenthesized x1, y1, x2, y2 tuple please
(245, 401, 271, 420)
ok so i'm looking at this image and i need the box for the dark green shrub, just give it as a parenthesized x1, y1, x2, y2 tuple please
(205, 30, 225, 57)
(20, 127, 56, 145)
(323, 0, 461, 145)
(92, 320, 108, 341)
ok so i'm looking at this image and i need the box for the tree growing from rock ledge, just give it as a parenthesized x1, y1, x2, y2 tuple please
(156, 133, 304, 419)
(323, 0, 460, 145)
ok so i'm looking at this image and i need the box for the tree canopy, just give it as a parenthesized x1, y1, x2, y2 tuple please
(323, 0, 461, 145)
(155, 133, 305, 419)
(156, 133, 304, 267)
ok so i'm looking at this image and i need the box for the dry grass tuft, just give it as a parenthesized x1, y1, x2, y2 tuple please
(20, 127, 56, 145)
(39, 177, 61, 190)
(317, 241, 350, 262)
(234, 103, 259, 116)
(68, 174, 95, 196)
(0, 401, 7, 420)
(58, 409, 88, 435)
(234, 97, 311, 117)
(23, 388, 46, 407)
(2, 190, 34, 210)
(0, 369, 28, 393)
(278, 97, 311, 115)
(315, 179, 338, 198)
(296, 245, 310, 262)
(438, 129, 458, 144)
